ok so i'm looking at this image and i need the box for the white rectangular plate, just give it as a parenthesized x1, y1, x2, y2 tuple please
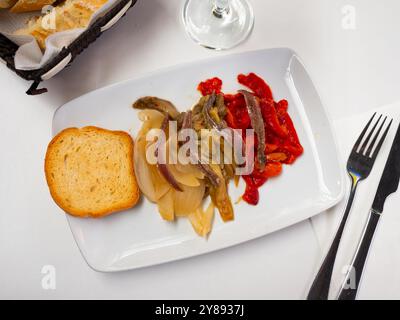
(53, 48, 344, 272)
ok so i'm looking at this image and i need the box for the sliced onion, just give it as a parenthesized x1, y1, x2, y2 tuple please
(173, 181, 205, 216)
(157, 189, 174, 221)
(156, 135, 183, 192)
(160, 136, 202, 188)
(138, 109, 164, 126)
(168, 164, 201, 187)
(188, 202, 215, 237)
(134, 106, 219, 235)
(174, 162, 204, 179)
(134, 130, 170, 202)
(135, 108, 172, 202)
(202, 202, 215, 236)
(134, 134, 157, 202)
(149, 164, 171, 200)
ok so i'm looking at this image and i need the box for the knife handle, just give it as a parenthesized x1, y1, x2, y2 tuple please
(337, 209, 381, 300)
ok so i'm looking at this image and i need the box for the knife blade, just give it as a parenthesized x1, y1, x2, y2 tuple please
(372, 123, 400, 213)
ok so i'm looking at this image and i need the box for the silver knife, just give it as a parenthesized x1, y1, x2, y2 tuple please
(337, 122, 400, 300)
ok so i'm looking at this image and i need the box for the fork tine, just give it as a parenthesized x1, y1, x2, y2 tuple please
(366, 116, 387, 157)
(359, 114, 382, 154)
(371, 118, 393, 160)
(352, 112, 376, 153)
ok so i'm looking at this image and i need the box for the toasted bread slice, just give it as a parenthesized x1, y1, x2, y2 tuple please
(14, 0, 108, 49)
(10, 0, 56, 13)
(45, 126, 140, 218)
(0, 0, 17, 9)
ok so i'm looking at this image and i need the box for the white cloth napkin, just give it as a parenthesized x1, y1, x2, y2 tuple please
(310, 101, 400, 299)
(0, 0, 119, 70)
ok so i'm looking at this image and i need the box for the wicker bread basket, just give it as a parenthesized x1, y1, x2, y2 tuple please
(0, 0, 137, 95)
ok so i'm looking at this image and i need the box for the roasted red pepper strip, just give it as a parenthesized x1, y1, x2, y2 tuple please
(260, 99, 288, 138)
(225, 109, 236, 128)
(238, 73, 273, 100)
(198, 77, 222, 96)
(275, 99, 288, 117)
(252, 162, 283, 179)
(242, 184, 259, 205)
(282, 113, 304, 156)
(265, 143, 279, 153)
(242, 161, 283, 205)
(224, 94, 251, 129)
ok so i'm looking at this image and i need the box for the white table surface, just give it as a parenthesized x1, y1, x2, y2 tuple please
(1, 0, 399, 299)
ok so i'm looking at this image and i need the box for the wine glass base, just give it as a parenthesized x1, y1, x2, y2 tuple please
(182, 0, 254, 50)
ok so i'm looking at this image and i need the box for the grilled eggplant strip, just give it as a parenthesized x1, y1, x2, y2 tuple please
(156, 116, 183, 192)
(238, 90, 266, 169)
(198, 164, 221, 187)
(133, 97, 180, 120)
(216, 94, 227, 117)
(176, 112, 186, 130)
(197, 94, 235, 220)
(181, 111, 221, 187)
(210, 184, 234, 222)
(202, 93, 245, 169)
(181, 110, 193, 134)
(202, 93, 230, 142)
(202, 92, 231, 132)
(203, 92, 222, 130)
(209, 166, 234, 222)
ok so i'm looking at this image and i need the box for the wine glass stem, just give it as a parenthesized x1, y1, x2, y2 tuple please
(213, 0, 230, 18)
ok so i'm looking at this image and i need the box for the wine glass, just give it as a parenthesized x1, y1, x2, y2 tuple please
(182, 0, 254, 50)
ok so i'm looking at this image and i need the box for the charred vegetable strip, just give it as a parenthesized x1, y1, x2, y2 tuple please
(260, 99, 288, 138)
(133, 97, 180, 120)
(210, 184, 234, 222)
(202, 93, 231, 139)
(202, 93, 245, 165)
(181, 110, 192, 132)
(238, 73, 273, 100)
(181, 111, 221, 187)
(209, 166, 234, 222)
(203, 92, 223, 130)
(156, 116, 183, 192)
(238, 90, 266, 169)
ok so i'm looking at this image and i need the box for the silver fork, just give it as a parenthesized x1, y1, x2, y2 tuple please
(307, 113, 393, 300)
